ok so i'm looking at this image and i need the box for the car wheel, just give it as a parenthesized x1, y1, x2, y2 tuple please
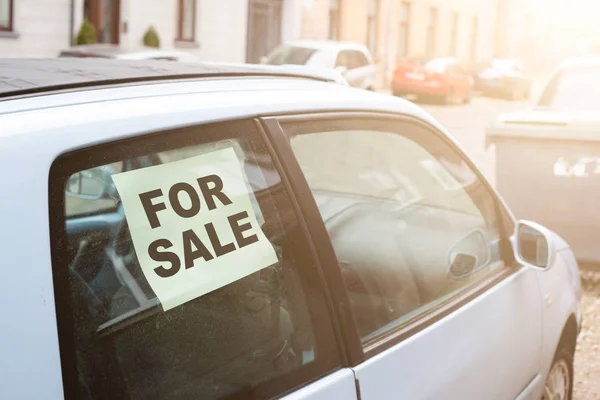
(463, 91, 472, 104)
(542, 347, 574, 400)
(441, 88, 454, 105)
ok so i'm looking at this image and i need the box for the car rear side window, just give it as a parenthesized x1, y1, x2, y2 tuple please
(49, 119, 341, 399)
(538, 66, 600, 109)
(265, 46, 317, 66)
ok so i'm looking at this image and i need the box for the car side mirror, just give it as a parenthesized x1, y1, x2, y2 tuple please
(514, 220, 555, 270)
(447, 228, 491, 278)
(66, 166, 115, 200)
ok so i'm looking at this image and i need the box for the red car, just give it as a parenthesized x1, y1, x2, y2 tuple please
(392, 57, 474, 104)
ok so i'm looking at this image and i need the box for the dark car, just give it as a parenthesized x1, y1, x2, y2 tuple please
(472, 58, 532, 100)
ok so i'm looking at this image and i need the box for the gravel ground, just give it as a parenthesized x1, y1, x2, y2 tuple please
(574, 271, 600, 399)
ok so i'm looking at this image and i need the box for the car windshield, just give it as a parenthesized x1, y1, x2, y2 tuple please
(424, 58, 453, 73)
(264, 45, 317, 65)
(538, 66, 600, 109)
(491, 59, 521, 72)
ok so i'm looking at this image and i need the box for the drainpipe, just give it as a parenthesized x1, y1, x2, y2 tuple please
(69, 0, 75, 46)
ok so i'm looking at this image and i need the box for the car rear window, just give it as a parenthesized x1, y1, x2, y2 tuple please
(538, 66, 600, 109)
(264, 46, 317, 66)
(49, 119, 341, 399)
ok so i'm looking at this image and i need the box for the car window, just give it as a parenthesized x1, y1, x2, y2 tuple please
(424, 58, 452, 73)
(350, 50, 369, 68)
(538, 66, 600, 110)
(265, 45, 317, 66)
(282, 118, 509, 342)
(335, 50, 351, 68)
(50, 120, 341, 399)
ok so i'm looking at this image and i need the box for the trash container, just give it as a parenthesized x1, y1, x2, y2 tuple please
(487, 124, 600, 264)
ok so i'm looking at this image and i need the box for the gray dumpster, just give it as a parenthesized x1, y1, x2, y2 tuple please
(487, 120, 600, 264)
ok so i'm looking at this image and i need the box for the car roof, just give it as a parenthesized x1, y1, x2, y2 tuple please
(0, 58, 347, 99)
(282, 39, 369, 52)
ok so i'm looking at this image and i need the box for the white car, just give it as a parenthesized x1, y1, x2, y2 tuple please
(0, 59, 581, 400)
(261, 40, 377, 90)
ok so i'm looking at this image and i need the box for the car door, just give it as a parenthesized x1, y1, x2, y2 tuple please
(268, 113, 545, 400)
(49, 118, 356, 399)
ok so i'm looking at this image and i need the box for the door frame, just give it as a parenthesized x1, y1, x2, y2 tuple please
(85, 0, 120, 44)
(259, 110, 521, 361)
(245, 0, 283, 63)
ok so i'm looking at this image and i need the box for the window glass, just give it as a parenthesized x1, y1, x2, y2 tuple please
(0, 0, 10, 29)
(351, 51, 369, 68)
(178, 0, 195, 41)
(284, 120, 507, 341)
(265, 45, 317, 66)
(335, 50, 349, 68)
(51, 121, 340, 399)
(538, 66, 600, 110)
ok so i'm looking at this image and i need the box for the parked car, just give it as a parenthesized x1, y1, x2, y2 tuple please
(0, 58, 581, 400)
(59, 43, 199, 62)
(261, 40, 376, 90)
(472, 58, 533, 100)
(487, 55, 600, 265)
(392, 57, 474, 104)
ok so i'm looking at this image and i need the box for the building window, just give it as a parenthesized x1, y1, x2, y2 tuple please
(450, 12, 459, 56)
(0, 0, 13, 31)
(426, 7, 437, 57)
(471, 16, 478, 61)
(398, 2, 410, 59)
(177, 0, 196, 41)
(329, 0, 340, 40)
(366, 0, 380, 56)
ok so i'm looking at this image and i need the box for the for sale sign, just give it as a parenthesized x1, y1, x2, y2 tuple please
(111, 147, 277, 311)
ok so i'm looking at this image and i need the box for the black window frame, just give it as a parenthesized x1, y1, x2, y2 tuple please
(0, 0, 13, 31)
(261, 111, 519, 360)
(176, 0, 196, 42)
(49, 118, 346, 399)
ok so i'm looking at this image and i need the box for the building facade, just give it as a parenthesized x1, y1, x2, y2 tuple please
(0, 0, 306, 61)
(1, 0, 501, 85)
(299, 0, 499, 86)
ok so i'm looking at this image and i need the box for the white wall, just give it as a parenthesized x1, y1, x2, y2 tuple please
(0, 0, 71, 57)
(121, 0, 176, 50)
(194, 0, 247, 62)
(120, 0, 248, 62)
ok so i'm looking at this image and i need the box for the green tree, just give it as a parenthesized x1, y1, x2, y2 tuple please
(143, 26, 160, 48)
(76, 18, 97, 45)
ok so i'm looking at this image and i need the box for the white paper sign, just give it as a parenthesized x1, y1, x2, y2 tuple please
(111, 147, 278, 311)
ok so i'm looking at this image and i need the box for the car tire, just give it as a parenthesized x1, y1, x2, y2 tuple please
(463, 91, 472, 104)
(441, 88, 454, 105)
(542, 346, 574, 400)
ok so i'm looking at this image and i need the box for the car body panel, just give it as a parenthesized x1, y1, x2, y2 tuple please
(280, 369, 357, 400)
(353, 266, 543, 400)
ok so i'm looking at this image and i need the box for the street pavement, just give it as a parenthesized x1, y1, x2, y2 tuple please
(417, 95, 534, 187)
